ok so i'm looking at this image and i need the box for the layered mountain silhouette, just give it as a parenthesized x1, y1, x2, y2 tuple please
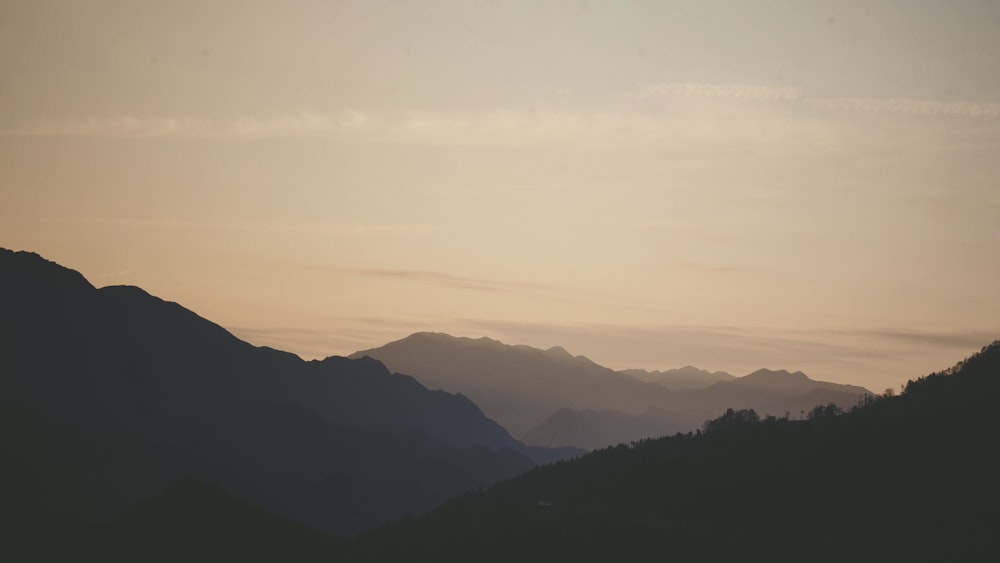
(353, 333, 871, 449)
(528, 368, 870, 449)
(620, 365, 735, 390)
(5, 247, 996, 560)
(13, 338, 995, 561)
(353, 341, 1000, 561)
(352, 332, 675, 437)
(0, 248, 571, 535)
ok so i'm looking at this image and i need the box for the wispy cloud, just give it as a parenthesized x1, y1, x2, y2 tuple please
(72, 216, 438, 238)
(824, 328, 997, 350)
(7, 116, 205, 137)
(0, 109, 850, 154)
(804, 97, 1000, 118)
(334, 267, 558, 294)
(2, 113, 346, 139)
(637, 82, 1000, 118)
(635, 83, 802, 102)
(5, 85, 997, 152)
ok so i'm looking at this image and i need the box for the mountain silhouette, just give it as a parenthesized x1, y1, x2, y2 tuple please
(0, 248, 564, 535)
(5, 247, 996, 560)
(11, 339, 998, 561)
(352, 340, 1000, 561)
(355, 332, 870, 449)
(620, 365, 735, 390)
(352, 332, 675, 438)
(522, 406, 687, 450)
(526, 368, 870, 448)
(6, 476, 343, 562)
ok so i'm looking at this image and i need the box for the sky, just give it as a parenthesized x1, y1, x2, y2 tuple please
(2, 0, 998, 391)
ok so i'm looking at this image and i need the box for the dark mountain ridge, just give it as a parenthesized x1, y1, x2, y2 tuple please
(0, 248, 560, 535)
(12, 342, 997, 561)
(354, 340, 1000, 561)
(4, 247, 995, 561)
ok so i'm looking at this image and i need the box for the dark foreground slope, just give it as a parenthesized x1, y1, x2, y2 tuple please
(0, 249, 546, 535)
(6, 338, 997, 562)
(7, 477, 343, 563)
(354, 341, 1000, 562)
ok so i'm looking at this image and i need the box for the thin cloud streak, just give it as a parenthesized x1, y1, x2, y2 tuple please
(822, 328, 998, 350)
(638, 82, 1000, 119)
(334, 267, 560, 294)
(6, 83, 997, 150)
(805, 97, 1000, 118)
(70, 216, 439, 239)
(635, 83, 802, 102)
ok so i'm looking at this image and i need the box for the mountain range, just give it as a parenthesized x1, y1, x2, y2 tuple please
(352, 332, 676, 437)
(0, 248, 575, 535)
(9, 322, 998, 561)
(354, 333, 872, 449)
(352, 339, 1000, 561)
(620, 365, 736, 389)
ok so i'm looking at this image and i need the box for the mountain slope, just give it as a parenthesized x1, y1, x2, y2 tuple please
(620, 365, 735, 390)
(354, 330, 871, 449)
(525, 368, 869, 449)
(5, 477, 344, 563)
(355, 341, 1000, 561)
(352, 332, 676, 437)
(11, 340, 998, 560)
(0, 248, 541, 534)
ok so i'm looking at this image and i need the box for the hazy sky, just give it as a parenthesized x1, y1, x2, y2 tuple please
(2, 0, 998, 391)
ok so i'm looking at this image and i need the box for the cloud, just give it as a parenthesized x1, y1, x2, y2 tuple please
(634, 82, 802, 102)
(804, 97, 1000, 118)
(71, 216, 438, 238)
(0, 109, 842, 153)
(2, 113, 346, 139)
(826, 328, 997, 350)
(637, 82, 1000, 118)
(4, 84, 997, 152)
(335, 267, 558, 294)
(6, 116, 204, 137)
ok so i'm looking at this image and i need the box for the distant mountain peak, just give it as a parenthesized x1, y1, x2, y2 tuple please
(402, 331, 505, 347)
(744, 368, 809, 380)
(545, 345, 573, 358)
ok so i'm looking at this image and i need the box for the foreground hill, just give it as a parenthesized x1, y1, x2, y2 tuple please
(354, 341, 1000, 561)
(0, 248, 557, 535)
(6, 477, 343, 563)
